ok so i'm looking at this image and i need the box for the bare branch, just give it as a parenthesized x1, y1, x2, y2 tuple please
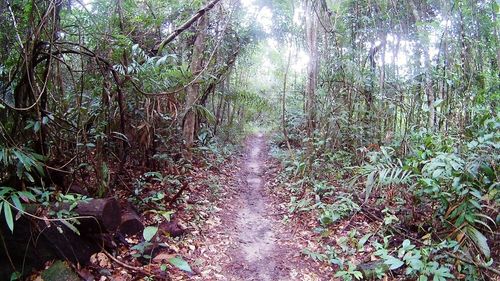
(157, 0, 223, 53)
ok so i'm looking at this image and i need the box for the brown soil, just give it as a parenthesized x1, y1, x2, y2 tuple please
(190, 134, 323, 281)
(222, 133, 289, 280)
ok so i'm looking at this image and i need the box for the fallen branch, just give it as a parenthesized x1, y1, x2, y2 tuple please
(103, 249, 151, 275)
(444, 251, 500, 276)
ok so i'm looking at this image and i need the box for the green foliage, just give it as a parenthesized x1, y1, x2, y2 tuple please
(197, 133, 240, 165)
(333, 262, 363, 281)
(167, 257, 193, 273)
(354, 146, 413, 202)
(10, 271, 21, 281)
(143, 226, 158, 242)
(301, 248, 326, 262)
(288, 196, 315, 213)
(318, 195, 360, 226)
(0, 0, 498, 279)
(0, 187, 36, 232)
(0, 146, 45, 183)
(97, 162, 110, 198)
(349, 115, 498, 264)
(0, 186, 88, 235)
(412, 128, 498, 259)
(131, 171, 186, 209)
(132, 225, 163, 260)
(374, 239, 456, 281)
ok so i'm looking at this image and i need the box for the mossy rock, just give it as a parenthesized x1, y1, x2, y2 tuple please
(41, 260, 80, 281)
(357, 260, 389, 279)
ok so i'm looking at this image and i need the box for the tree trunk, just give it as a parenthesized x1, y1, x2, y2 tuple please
(409, 0, 435, 131)
(305, 0, 319, 145)
(282, 50, 292, 150)
(182, 13, 207, 149)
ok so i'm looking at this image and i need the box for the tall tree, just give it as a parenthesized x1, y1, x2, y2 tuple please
(183, 13, 207, 149)
(305, 0, 319, 141)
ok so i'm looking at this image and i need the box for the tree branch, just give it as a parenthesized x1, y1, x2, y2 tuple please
(157, 0, 223, 53)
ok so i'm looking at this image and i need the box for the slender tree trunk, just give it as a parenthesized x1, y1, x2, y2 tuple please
(115, 0, 129, 168)
(282, 50, 292, 150)
(305, 0, 318, 144)
(183, 14, 207, 149)
(213, 83, 225, 135)
(39, 2, 62, 156)
(410, 0, 435, 131)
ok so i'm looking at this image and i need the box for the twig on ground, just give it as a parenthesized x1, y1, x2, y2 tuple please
(103, 249, 151, 275)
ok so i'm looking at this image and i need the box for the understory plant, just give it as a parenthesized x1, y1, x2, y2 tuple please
(350, 115, 499, 278)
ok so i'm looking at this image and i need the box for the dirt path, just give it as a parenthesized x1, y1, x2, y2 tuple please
(191, 133, 322, 281)
(222, 133, 286, 280)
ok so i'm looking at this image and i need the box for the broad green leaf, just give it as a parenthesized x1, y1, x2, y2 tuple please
(353, 271, 363, 279)
(11, 195, 24, 212)
(384, 255, 404, 270)
(432, 168, 444, 179)
(33, 121, 41, 133)
(407, 256, 423, 271)
(61, 219, 80, 235)
(143, 226, 158, 242)
(466, 226, 490, 258)
(432, 266, 454, 281)
(418, 275, 428, 281)
(0, 187, 13, 196)
(18, 191, 36, 202)
(433, 98, 444, 108)
(13, 150, 30, 171)
(24, 171, 35, 183)
(334, 271, 346, 278)
(168, 256, 193, 273)
(156, 56, 168, 66)
(10, 271, 21, 281)
(330, 258, 343, 266)
(3, 201, 14, 233)
(132, 44, 139, 53)
(357, 233, 372, 249)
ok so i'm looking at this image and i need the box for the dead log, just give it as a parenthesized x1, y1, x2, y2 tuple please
(0, 197, 121, 280)
(55, 197, 121, 233)
(119, 210, 144, 236)
(0, 216, 100, 280)
(73, 197, 121, 232)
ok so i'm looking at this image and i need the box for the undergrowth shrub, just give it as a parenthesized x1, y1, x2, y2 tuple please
(273, 111, 498, 280)
(350, 116, 499, 278)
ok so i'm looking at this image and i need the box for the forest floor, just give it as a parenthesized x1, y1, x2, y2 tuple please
(184, 134, 325, 280)
(51, 134, 335, 280)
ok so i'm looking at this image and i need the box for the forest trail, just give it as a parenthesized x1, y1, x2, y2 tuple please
(223, 133, 291, 280)
(194, 133, 320, 280)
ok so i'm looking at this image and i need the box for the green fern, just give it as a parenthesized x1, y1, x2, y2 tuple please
(351, 147, 413, 203)
(359, 162, 413, 203)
